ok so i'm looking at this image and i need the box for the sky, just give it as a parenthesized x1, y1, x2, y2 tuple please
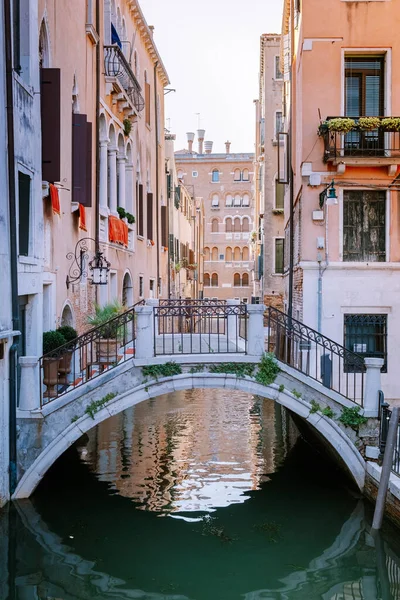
(139, 0, 284, 154)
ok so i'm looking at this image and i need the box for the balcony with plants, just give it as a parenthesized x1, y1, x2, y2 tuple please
(104, 45, 145, 115)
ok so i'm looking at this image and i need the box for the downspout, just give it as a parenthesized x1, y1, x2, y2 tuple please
(154, 62, 160, 296)
(317, 202, 329, 332)
(5, 0, 20, 495)
(287, 0, 295, 320)
(95, 0, 100, 251)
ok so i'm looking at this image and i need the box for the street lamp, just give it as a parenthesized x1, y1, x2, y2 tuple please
(66, 237, 111, 289)
(319, 181, 337, 208)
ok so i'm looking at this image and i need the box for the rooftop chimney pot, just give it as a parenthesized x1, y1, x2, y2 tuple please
(186, 131, 195, 153)
(197, 129, 205, 154)
(225, 140, 231, 154)
(204, 141, 213, 154)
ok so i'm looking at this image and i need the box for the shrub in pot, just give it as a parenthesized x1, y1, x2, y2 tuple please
(87, 301, 124, 364)
(57, 325, 78, 383)
(42, 330, 66, 397)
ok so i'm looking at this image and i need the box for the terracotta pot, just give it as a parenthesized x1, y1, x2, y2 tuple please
(58, 350, 74, 384)
(96, 338, 118, 364)
(43, 358, 60, 398)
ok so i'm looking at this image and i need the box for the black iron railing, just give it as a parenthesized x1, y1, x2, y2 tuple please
(39, 300, 145, 407)
(159, 298, 227, 306)
(104, 45, 144, 113)
(379, 396, 400, 476)
(323, 116, 400, 162)
(154, 302, 247, 355)
(266, 307, 365, 405)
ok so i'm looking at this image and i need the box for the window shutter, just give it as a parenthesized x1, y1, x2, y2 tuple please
(138, 184, 144, 236)
(147, 192, 153, 240)
(161, 205, 168, 247)
(145, 82, 151, 126)
(41, 68, 61, 182)
(169, 233, 174, 260)
(72, 113, 87, 204)
(82, 121, 92, 207)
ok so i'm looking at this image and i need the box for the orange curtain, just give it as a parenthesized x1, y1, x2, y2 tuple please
(49, 184, 61, 216)
(79, 204, 87, 231)
(109, 215, 128, 247)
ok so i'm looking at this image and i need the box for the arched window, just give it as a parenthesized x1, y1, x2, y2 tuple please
(226, 247, 232, 261)
(234, 218, 241, 232)
(233, 273, 241, 287)
(234, 246, 241, 261)
(226, 218, 232, 232)
(212, 169, 220, 183)
(61, 304, 74, 327)
(204, 247, 210, 261)
(242, 168, 249, 181)
(242, 273, 249, 286)
(39, 19, 50, 68)
(233, 168, 241, 181)
(211, 193, 219, 207)
(234, 194, 241, 207)
(122, 272, 133, 307)
(211, 218, 219, 233)
(204, 273, 210, 287)
(211, 247, 218, 261)
(225, 194, 233, 207)
(242, 217, 250, 232)
(177, 169, 184, 181)
(211, 273, 218, 287)
(242, 246, 249, 261)
(242, 193, 250, 207)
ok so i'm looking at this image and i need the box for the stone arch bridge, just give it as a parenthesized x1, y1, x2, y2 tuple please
(15, 300, 384, 499)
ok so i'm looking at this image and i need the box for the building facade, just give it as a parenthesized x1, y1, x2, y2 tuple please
(176, 133, 255, 302)
(281, 0, 400, 401)
(255, 34, 285, 310)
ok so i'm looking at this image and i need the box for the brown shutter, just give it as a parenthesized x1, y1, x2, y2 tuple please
(145, 82, 151, 126)
(161, 205, 168, 247)
(83, 121, 92, 207)
(147, 192, 153, 240)
(41, 68, 61, 182)
(72, 113, 87, 204)
(138, 184, 144, 236)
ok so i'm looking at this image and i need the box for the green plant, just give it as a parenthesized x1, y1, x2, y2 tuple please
(255, 353, 280, 387)
(189, 365, 205, 374)
(381, 117, 400, 132)
(123, 118, 132, 136)
(142, 362, 183, 380)
(327, 118, 355, 133)
(117, 206, 127, 220)
(87, 301, 125, 339)
(322, 406, 336, 419)
(310, 400, 321, 414)
(317, 121, 329, 136)
(338, 406, 367, 431)
(278, 384, 285, 393)
(209, 363, 255, 378)
(43, 330, 67, 355)
(358, 116, 380, 131)
(85, 392, 117, 419)
(57, 325, 78, 350)
(174, 262, 181, 273)
(71, 415, 79, 423)
(125, 212, 135, 224)
(292, 389, 302, 399)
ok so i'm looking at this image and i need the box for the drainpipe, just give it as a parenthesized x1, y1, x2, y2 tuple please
(287, 0, 295, 320)
(95, 0, 100, 252)
(154, 62, 160, 296)
(317, 202, 329, 332)
(5, 0, 20, 495)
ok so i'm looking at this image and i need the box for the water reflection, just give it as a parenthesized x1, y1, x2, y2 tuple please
(1, 389, 400, 600)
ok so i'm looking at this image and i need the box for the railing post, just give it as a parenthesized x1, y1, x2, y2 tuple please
(135, 305, 155, 359)
(19, 357, 40, 411)
(227, 299, 240, 342)
(247, 303, 266, 357)
(363, 358, 385, 417)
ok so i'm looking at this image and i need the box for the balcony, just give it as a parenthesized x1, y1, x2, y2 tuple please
(104, 45, 144, 114)
(322, 116, 400, 174)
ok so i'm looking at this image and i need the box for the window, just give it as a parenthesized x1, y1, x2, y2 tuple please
(275, 179, 284, 209)
(226, 247, 232, 261)
(211, 193, 219, 207)
(18, 172, 31, 256)
(161, 205, 168, 247)
(275, 238, 284, 274)
(275, 56, 283, 80)
(204, 247, 210, 261)
(234, 194, 241, 207)
(234, 247, 241, 261)
(212, 169, 219, 183)
(242, 168, 249, 181)
(204, 273, 210, 286)
(233, 273, 241, 287)
(242, 273, 249, 286)
(139, 275, 144, 297)
(192, 171, 198, 177)
(177, 169, 184, 181)
(226, 218, 232, 232)
(242, 247, 249, 261)
(275, 111, 283, 138)
(137, 183, 144, 237)
(149, 278, 155, 298)
(234, 218, 241, 232)
(211, 247, 218, 261)
(211, 273, 218, 287)
(234, 168, 241, 181)
(219, 254, 224, 260)
(344, 314, 387, 373)
(242, 218, 250, 232)
(225, 194, 233, 207)
(242, 194, 250, 207)
(145, 75, 151, 126)
(211, 218, 219, 233)
(343, 191, 385, 262)
(147, 192, 153, 240)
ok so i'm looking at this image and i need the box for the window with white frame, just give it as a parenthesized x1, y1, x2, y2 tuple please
(242, 168, 249, 181)
(212, 169, 220, 182)
(242, 193, 250, 207)
(234, 194, 241, 207)
(233, 168, 241, 181)
(192, 171, 198, 177)
(275, 179, 284, 209)
(211, 193, 219, 207)
(225, 194, 233, 207)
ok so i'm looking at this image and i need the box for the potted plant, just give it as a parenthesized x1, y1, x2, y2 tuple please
(87, 301, 124, 364)
(42, 330, 66, 397)
(125, 212, 135, 225)
(381, 117, 400, 132)
(123, 118, 132, 137)
(327, 118, 356, 133)
(117, 206, 127, 220)
(57, 325, 78, 384)
(358, 116, 381, 131)
(317, 121, 329, 137)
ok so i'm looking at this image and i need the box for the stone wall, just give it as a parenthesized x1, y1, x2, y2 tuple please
(365, 463, 400, 529)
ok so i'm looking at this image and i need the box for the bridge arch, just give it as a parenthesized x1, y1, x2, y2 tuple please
(14, 374, 366, 499)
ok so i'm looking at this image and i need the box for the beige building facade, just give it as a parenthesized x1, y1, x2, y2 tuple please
(176, 133, 255, 302)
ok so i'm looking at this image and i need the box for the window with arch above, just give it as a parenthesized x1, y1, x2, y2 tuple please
(204, 247, 210, 261)
(226, 246, 232, 261)
(226, 218, 232, 232)
(234, 247, 241, 261)
(242, 273, 249, 286)
(204, 273, 210, 286)
(242, 247, 249, 261)
(211, 273, 218, 287)
(225, 194, 233, 207)
(211, 218, 219, 233)
(212, 169, 219, 183)
(211, 193, 219, 207)
(234, 194, 241, 207)
(233, 168, 241, 181)
(242, 194, 250, 207)
(234, 218, 241, 232)
(211, 247, 218, 261)
(242, 168, 249, 181)
(233, 273, 241, 287)
(242, 218, 250, 233)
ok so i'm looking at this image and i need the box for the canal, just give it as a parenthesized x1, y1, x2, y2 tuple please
(1, 389, 400, 599)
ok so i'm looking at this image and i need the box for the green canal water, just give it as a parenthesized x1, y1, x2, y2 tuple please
(2, 389, 400, 599)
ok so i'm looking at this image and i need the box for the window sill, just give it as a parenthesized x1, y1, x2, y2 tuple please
(137, 235, 145, 241)
(18, 256, 38, 266)
(272, 208, 284, 214)
(86, 23, 99, 45)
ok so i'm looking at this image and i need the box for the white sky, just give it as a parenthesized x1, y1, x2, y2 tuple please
(139, 0, 284, 154)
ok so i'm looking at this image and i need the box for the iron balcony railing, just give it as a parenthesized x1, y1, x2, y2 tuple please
(39, 300, 145, 407)
(154, 302, 247, 356)
(104, 45, 144, 113)
(322, 116, 400, 162)
(266, 307, 365, 405)
(379, 396, 400, 476)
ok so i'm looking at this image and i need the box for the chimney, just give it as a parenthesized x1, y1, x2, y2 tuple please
(225, 140, 231, 154)
(186, 132, 195, 153)
(197, 129, 205, 154)
(204, 140, 213, 154)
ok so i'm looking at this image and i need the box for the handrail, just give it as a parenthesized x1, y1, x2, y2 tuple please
(104, 45, 144, 113)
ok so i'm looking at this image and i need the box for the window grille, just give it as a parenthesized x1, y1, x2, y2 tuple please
(344, 314, 387, 372)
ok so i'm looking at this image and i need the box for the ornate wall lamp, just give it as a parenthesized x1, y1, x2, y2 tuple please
(319, 181, 337, 208)
(66, 237, 111, 289)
